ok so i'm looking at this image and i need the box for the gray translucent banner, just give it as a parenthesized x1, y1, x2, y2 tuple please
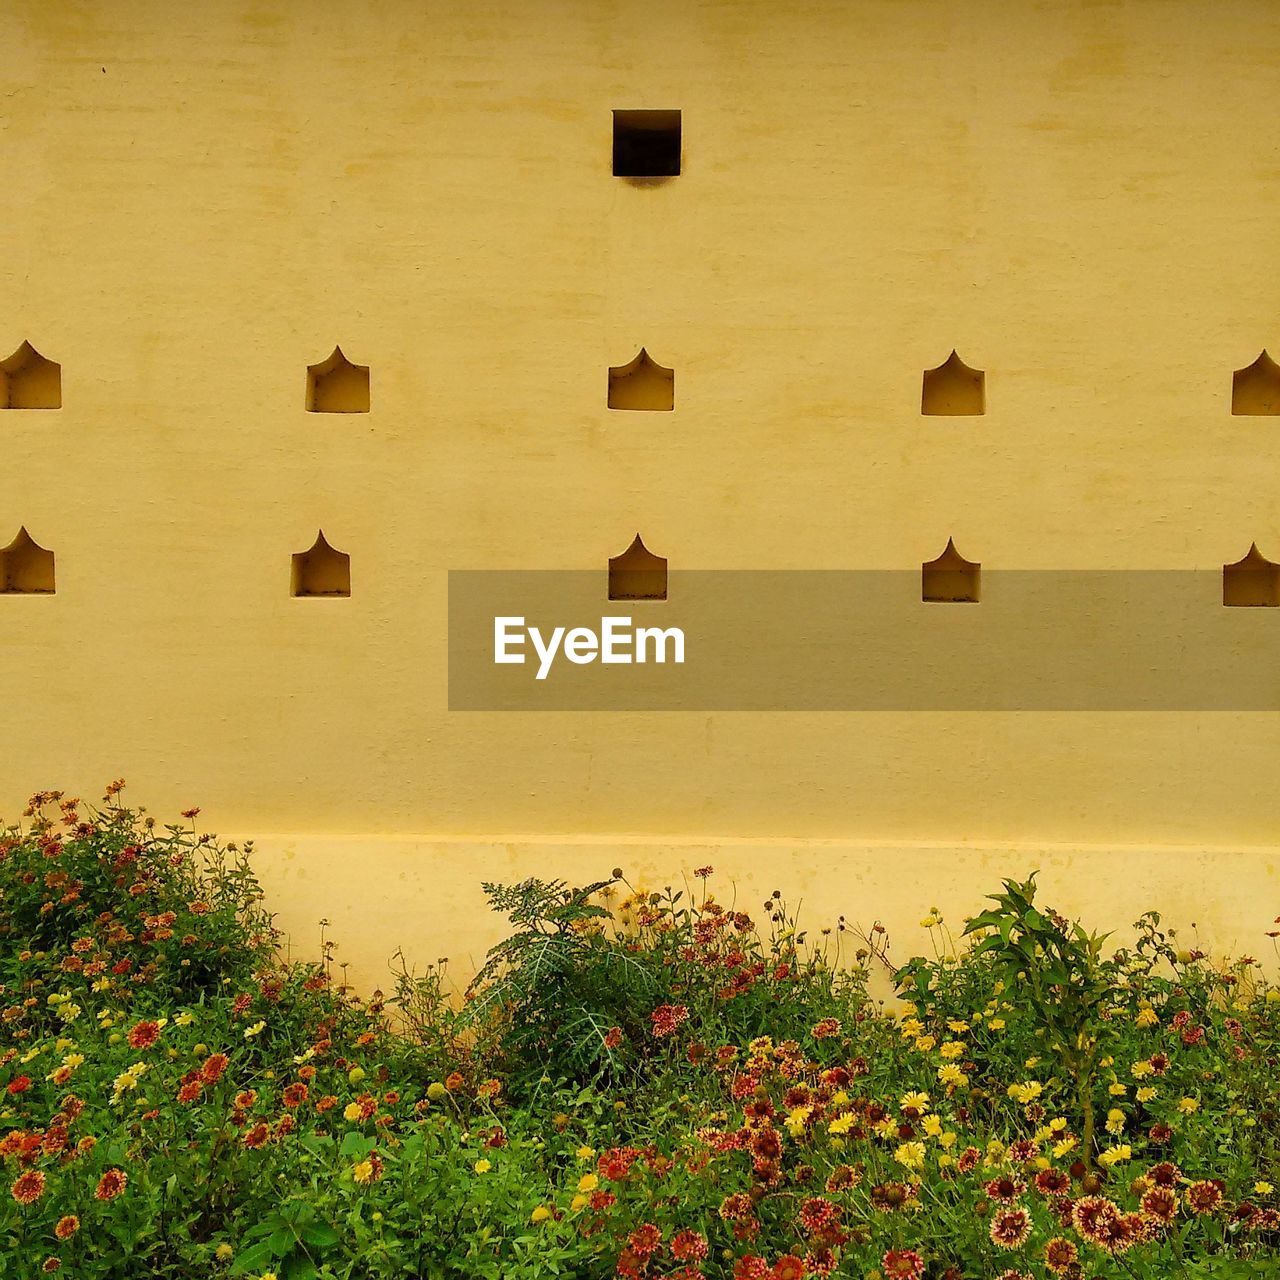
(448, 571, 1280, 710)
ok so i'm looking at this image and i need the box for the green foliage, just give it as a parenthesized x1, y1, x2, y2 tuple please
(2, 787, 1279, 1279)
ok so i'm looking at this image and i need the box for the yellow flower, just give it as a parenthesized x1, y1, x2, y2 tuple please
(1178, 1097, 1200, 1115)
(348, 1066, 366, 1084)
(1007, 1082, 1042, 1105)
(940, 1041, 965, 1060)
(174, 1012, 194, 1027)
(214, 1243, 233, 1260)
(575, 1146, 595, 1160)
(1135, 1007, 1159, 1028)
(1255, 1182, 1274, 1196)
(243, 1021, 266, 1039)
(922, 1114, 943, 1137)
(874, 1116, 899, 1140)
(987, 1018, 1005, 1031)
(1108, 1083, 1127, 1097)
(937, 1064, 967, 1087)
(343, 1103, 363, 1122)
(1024, 1057, 1039, 1069)
(1131, 1060, 1153, 1078)
(946, 1020, 969, 1034)
(577, 1173, 599, 1193)
(900, 1092, 930, 1115)
(351, 1160, 374, 1184)
(1136, 1087, 1157, 1103)
(530, 1205, 551, 1223)
(473, 1159, 491, 1174)
(828, 1113, 855, 1136)
(913, 1035, 937, 1053)
(1105, 1109, 1126, 1135)
(1098, 1144, 1132, 1167)
(939, 1131, 957, 1149)
(1052, 1136, 1078, 1158)
(894, 1141, 927, 1170)
(570, 1194, 589, 1212)
(899, 1019, 923, 1038)
(785, 1106, 812, 1137)
(258, 1273, 279, 1280)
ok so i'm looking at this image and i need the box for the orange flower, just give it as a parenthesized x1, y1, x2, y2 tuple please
(11, 1169, 46, 1204)
(94, 1169, 128, 1201)
(126, 1021, 161, 1050)
(54, 1215, 79, 1239)
(200, 1053, 230, 1085)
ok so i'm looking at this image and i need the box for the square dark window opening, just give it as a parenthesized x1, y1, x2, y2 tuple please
(613, 110, 681, 178)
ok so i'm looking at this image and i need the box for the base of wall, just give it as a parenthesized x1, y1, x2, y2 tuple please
(240, 833, 1280, 997)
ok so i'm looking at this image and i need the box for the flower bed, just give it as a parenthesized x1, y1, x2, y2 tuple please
(1, 786, 1278, 1278)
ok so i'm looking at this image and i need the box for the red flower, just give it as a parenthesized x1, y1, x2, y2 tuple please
(282, 1083, 309, 1108)
(604, 1027, 624, 1050)
(881, 1251, 925, 1280)
(771, 1256, 805, 1280)
(627, 1223, 663, 1258)
(54, 1215, 79, 1239)
(127, 1020, 161, 1050)
(651, 1004, 689, 1038)
(1186, 1180, 1225, 1215)
(6, 1075, 31, 1095)
(671, 1230, 708, 1262)
(176, 1081, 202, 1104)
(94, 1169, 128, 1201)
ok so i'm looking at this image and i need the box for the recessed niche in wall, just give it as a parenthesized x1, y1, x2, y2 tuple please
(1231, 351, 1280, 415)
(306, 347, 370, 413)
(608, 349, 674, 411)
(291, 531, 351, 597)
(1, 342, 61, 409)
(921, 350, 985, 416)
(613, 110, 681, 178)
(1223, 543, 1280, 606)
(608, 534, 667, 601)
(922, 538, 980, 602)
(0, 527, 55, 593)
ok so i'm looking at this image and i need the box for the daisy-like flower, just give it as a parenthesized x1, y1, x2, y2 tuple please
(126, 1020, 161, 1050)
(650, 1004, 689, 1038)
(797, 1197, 839, 1234)
(1043, 1238, 1078, 1274)
(200, 1053, 230, 1085)
(94, 1169, 128, 1201)
(989, 1206, 1032, 1249)
(1185, 1180, 1224, 1215)
(1141, 1185, 1179, 1224)
(771, 1257, 804, 1280)
(54, 1215, 79, 1240)
(881, 1249, 926, 1279)
(899, 1091, 930, 1116)
(11, 1169, 46, 1204)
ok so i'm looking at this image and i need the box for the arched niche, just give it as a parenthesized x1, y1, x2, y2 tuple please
(291, 531, 351, 597)
(1231, 351, 1280, 415)
(1223, 543, 1279, 606)
(922, 350, 984, 416)
(608, 534, 668, 601)
(0, 527, 55, 593)
(1, 342, 61, 409)
(306, 347, 370, 413)
(608, 348, 674, 411)
(922, 537, 980, 602)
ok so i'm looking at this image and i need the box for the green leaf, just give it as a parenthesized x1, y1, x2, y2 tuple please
(300, 1222, 340, 1250)
(230, 1240, 277, 1276)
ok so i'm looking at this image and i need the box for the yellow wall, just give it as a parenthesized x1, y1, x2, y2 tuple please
(1, 0, 1277, 991)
